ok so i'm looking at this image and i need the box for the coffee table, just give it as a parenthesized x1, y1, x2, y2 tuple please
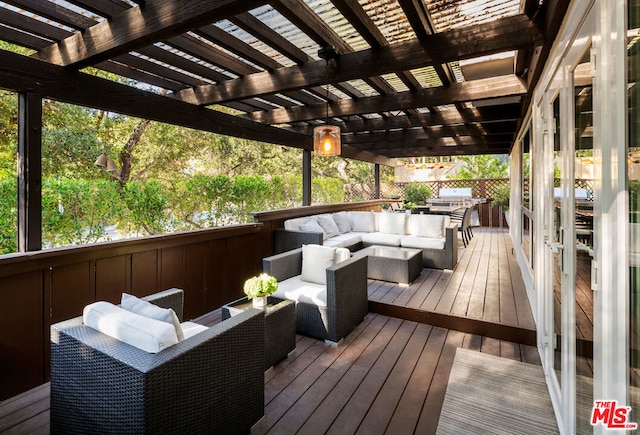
(353, 245, 422, 284)
(221, 296, 295, 369)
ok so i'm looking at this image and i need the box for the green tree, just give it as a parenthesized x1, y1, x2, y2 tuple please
(120, 180, 167, 236)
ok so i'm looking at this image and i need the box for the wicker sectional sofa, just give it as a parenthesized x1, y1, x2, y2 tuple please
(274, 211, 458, 270)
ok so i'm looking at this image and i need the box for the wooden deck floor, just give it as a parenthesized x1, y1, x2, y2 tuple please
(0, 227, 546, 435)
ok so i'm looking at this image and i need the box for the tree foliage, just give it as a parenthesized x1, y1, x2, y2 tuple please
(451, 155, 509, 180)
(0, 94, 390, 255)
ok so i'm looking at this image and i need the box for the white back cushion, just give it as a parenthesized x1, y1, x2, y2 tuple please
(335, 247, 350, 263)
(378, 212, 407, 235)
(316, 214, 340, 239)
(300, 219, 326, 236)
(409, 214, 445, 239)
(349, 211, 375, 232)
(83, 301, 178, 353)
(284, 216, 315, 231)
(121, 293, 184, 341)
(332, 211, 352, 233)
(301, 244, 336, 285)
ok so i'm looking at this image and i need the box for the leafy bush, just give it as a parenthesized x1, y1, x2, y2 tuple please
(404, 182, 432, 205)
(121, 180, 167, 235)
(0, 177, 16, 254)
(492, 184, 510, 211)
(42, 178, 123, 247)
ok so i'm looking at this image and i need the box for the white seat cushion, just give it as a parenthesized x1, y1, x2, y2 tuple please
(301, 244, 336, 285)
(273, 275, 327, 307)
(323, 233, 364, 248)
(121, 293, 184, 341)
(361, 233, 404, 247)
(83, 301, 178, 353)
(400, 235, 446, 250)
(408, 214, 445, 239)
(180, 321, 208, 339)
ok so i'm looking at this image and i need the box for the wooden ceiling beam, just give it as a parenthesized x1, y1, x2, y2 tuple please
(338, 104, 522, 133)
(176, 14, 541, 105)
(0, 49, 307, 148)
(35, 0, 267, 68)
(352, 134, 514, 150)
(248, 75, 526, 124)
(341, 122, 517, 144)
(375, 143, 512, 158)
(3, 0, 96, 30)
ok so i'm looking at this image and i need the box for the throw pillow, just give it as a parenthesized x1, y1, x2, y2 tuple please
(301, 244, 336, 285)
(349, 211, 375, 232)
(409, 214, 445, 239)
(316, 214, 340, 239)
(121, 293, 184, 341)
(84, 301, 178, 353)
(332, 211, 352, 233)
(300, 219, 326, 237)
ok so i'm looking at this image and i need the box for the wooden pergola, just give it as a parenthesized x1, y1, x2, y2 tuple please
(0, 0, 569, 250)
(0, 0, 570, 155)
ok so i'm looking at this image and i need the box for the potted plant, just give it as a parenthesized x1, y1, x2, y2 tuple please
(492, 184, 510, 227)
(243, 273, 278, 308)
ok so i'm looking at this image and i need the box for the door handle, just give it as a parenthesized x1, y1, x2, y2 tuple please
(544, 239, 563, 253)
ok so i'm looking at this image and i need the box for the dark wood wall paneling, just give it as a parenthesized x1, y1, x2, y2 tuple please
(0, 224, 262, 400)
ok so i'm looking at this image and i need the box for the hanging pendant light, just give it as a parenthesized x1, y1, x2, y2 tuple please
(313, 45, 341, 157)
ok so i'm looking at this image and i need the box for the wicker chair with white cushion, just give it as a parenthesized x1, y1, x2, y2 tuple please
(263, 244, 368, 343)
(50, 288, 265, 435)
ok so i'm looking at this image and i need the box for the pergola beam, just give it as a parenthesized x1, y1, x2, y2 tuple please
(249, 75, 526, 124)
(175, 14, 542, 105)
(35, 0, 267, 68)
(0, 49, 307, 148)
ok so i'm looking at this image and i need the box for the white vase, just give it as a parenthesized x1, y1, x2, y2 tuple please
(252, 296, 268, 309)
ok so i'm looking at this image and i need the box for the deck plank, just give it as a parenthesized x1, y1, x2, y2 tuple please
(385, 326, 448, 435)
(356, 323, 433, 435)
(296, 317, 404, 434)
(414, 329, 466, 434)
(265, 315, 387, 434)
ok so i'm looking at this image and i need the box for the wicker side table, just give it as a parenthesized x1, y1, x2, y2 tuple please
(222, 296, 296, 369)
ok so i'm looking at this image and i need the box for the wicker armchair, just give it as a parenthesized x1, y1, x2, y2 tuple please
(263, 248, 368, 343)
(50, 288, 265, 435)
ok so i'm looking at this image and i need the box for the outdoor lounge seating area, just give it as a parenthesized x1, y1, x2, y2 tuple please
(275, 210, 458, 270)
